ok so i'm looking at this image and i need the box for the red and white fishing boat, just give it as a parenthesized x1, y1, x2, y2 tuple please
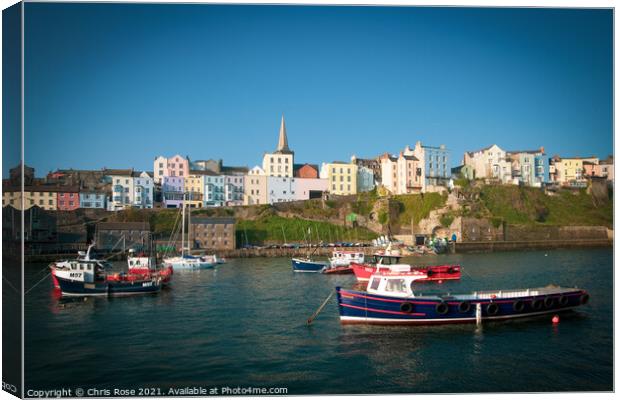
(351, 250, 461, 283)
(127, 250, 173, 285)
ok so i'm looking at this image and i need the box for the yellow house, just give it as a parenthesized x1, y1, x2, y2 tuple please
(2, 187, 58, 210)
(184, 173, 205, 208)
(244, 167, 268, 205)
(553, 157, 598, 184)
(320, 162, 358, 195)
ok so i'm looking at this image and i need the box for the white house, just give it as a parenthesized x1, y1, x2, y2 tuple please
(267, 176, 296, 204)
(105, 169, 153, 210)
(463, 144, 512, 183)
(132, 171, 154, 209)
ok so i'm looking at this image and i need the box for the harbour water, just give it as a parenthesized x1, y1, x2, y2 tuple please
(24, 248, 612, 394)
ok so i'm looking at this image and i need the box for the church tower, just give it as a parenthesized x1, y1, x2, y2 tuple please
(263, 115, 294, 177)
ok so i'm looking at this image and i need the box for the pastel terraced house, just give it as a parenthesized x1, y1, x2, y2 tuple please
(79, 191, 107, 209)
(3, 186, 58, 211)
(185, 172, 207, 208)
(162, 176, 185, 208)
(506, 147, 548, 187)
(267, 176, 296, 204)
(320, 162, 358, 195)
(463, 144, 512, 183)
(57, 188, 80, 211)
(583, 156, 614, 182)
(413, 141, 451, 190)
(153, 154, 190, 184)
(294, 177, 328, 201)
(106, 169, 153, 211)
(224, 175, 245, 206)
(549, 156, 599, 185)
(204, 172, 225, 207)
(244, 167, 268, 205)
(379, 146, 423, 195)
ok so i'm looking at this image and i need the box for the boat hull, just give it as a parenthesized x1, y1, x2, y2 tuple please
(108, 279, 162, 296)
(336, 287, 588, 325)
(322, 266, 354, 274)
(56, 276, 109, 297)
(56, 276, 161, 297)
(164, 258, 215, 270)
(351, 263, 461, 282)
(292, 258, 327, 272)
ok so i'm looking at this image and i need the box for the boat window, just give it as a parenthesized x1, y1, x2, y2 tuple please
(370, 278, 381, 290)
(385, 279, 406, 293)
(79, 264, 84, 271)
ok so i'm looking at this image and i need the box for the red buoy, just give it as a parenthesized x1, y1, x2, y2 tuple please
(552, 315, 560, 324)
(438, 280, 443, 284)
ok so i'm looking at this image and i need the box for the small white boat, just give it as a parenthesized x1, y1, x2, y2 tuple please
(165, 255, 215, 270)
(329, 250, 365, 268)
(163, 193, 215, 270)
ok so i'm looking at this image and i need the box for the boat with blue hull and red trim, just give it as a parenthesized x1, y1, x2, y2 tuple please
(336, 271, 590, 325)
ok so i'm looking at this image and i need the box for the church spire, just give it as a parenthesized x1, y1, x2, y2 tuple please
(276, 115, 292, 154)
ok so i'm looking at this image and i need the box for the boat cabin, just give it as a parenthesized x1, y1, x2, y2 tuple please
(331, 251, 364, 264)
(372, 254, 400, 264)
(55, 260, 110, 283)
(366, 272, 427, 297)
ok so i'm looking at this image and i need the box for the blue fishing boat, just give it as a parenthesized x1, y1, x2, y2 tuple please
(336, 271, 590, 325)
(292, 257, 328, 272)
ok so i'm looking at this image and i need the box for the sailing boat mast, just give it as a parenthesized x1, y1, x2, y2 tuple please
(187, 191, 192, 254)
(181, 192, 186, 257)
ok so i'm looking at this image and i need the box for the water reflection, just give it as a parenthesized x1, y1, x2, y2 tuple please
(24, 249, 613, 393)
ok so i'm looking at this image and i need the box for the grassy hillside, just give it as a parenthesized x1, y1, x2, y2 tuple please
(394, 192, 447, 225)
(478, 185, 613, 227)
(236, 214, 378, 245)
(104, 184, 612, 245)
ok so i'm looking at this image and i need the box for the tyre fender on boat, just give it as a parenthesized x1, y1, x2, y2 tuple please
(448, 267, 456, 274)
(531, 298, 543, 310)
(486, 302, 500, 315)
(400, 302, 414, 314)
(435, 302, 449, 315)
(580, 293, 590, 305)
(512, 300, 525, 312)
(457, 301, 471, 313)
(558, 295, 569, 307)
(544, 296, 555, 308)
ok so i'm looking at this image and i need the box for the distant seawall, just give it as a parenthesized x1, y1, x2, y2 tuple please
(455, 239, 612, 253)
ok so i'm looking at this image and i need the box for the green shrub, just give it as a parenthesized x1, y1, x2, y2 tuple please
(440, 213, 454, 227)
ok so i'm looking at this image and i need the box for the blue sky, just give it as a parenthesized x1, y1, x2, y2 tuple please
(11, 4, 614, 176)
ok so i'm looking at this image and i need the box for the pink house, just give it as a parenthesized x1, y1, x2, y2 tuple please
(153, 155, 190, 184)
(294, 178, 328, 201)
(57, 188, 80, 211)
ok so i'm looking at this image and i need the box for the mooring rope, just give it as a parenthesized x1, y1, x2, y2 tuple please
(2, 274, 20, 294)
(24, 272, 51, 295)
